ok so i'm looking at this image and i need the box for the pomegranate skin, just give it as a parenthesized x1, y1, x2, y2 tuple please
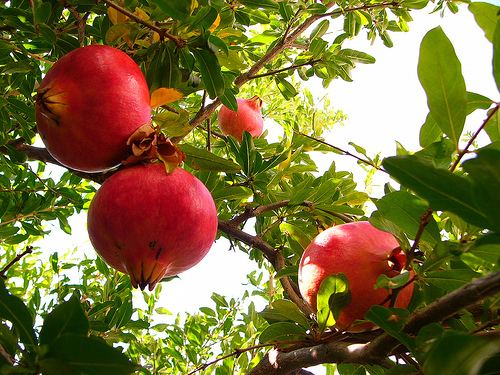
(218, 96, 264, 142)
(35, 45, 151, 172)
(87, 163, 218, 290)
(298, 221, 414, 332)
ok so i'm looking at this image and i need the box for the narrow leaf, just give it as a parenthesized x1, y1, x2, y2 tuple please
(493, 18, 500, 93)
(190, 48, 225, 99)
(178, 143, 241, 173)
(418, 27, 467, 148)
(317, 273, 351, 332)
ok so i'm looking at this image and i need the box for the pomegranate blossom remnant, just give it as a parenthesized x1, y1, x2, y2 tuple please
(298, 221, 414, 332)
(87, 162, 218, 291)
(35, 45, 151, 172)
(218, 96, 264, 142)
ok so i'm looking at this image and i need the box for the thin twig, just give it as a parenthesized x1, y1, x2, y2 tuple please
(450, 102, 500, 172)
(99, 0, 184, 47)
(295, 131, 384, 171)
(0, 246, 33, 279)
(24, 163, 76, 204)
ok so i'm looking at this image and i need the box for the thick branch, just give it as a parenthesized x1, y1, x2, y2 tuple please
(248, 270, 500, 374)
(217, 219, 314, 317)
(1, 139, 107, 184)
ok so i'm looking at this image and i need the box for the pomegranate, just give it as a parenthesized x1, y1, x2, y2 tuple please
(298, 221, 414, 332)
(87, 162, 218, 290)
(217, 96, 264, 142)
(35, 45, 151, 172)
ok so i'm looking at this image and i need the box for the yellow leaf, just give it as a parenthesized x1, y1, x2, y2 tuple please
(107, 7, 128, 25)
(134, 7, 150, 21)
(279, 150, 292, 171)
(150, 88, 183, 108)
(209, 14, 220, 32)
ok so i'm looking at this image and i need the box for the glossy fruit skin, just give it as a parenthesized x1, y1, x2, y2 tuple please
(35, 45, 151, 172)
(298, 221, 414, 332)
(87, 163, 218, 290)
(217, 96, 264, 142)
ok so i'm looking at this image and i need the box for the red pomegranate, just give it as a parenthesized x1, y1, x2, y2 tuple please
(35, 45, 151, 172)
(87, 163, 218, 290)
(217, 96, 264, 142)
(298, 221, 414, 332)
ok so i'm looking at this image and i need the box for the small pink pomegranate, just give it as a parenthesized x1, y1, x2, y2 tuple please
(35, 45, 151, 172)
(217, 96, 264, 142)
(87, 162, 218, 290)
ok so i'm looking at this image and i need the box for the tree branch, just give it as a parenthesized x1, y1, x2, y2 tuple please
(1, 139, 108, 184)
(247, 270, 500, 374)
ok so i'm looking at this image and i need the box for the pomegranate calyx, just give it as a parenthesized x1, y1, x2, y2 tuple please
(122, 124, 185, 171)
(249, 95, 263, 108)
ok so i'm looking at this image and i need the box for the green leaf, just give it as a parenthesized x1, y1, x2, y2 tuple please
(240, 131, 257, 176)
(485, 107, 500, 141)
(259, 322, 308, 344)
(219, 87, 238, 112)
(279, 223, 312, 250)
(47, 334, 140, 375)
(259, 299, 310, 329)
(419, 113, 442, 148)
(374, 191, 440, 245)
(211, 186, 252, 201)
(493, 18, 500, 93)
(190, 48, 225, 99)
(424, 269, 482, 291)
(414, 139, 455, 169)
(39, 294, 89, 346)
(317, 273, 351, 332)
(178, 143, 241, 173)
(149, 0, 191, 20)
(469, 2, 500, 43)
(186, 6, 218, 32)
(422, 331, 500, 375)
(339, 49, 376, 64)
(462, 148, 500, 232)
(275, 75, 298, 100)
(417, 27, 467, 148)
(239, 0, 280, 10)
(0, 279, 37, 351)
(310, 19, 330, 41)
(383, 155, 490, 229)
(365, 305, 414, 351)
(375, 271, 412, 290)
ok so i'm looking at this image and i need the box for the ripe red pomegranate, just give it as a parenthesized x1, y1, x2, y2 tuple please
(35, 45, 151, 172)
(87, 162, 218, 290)
(217, 96, 264, 142)
(298, 221, 414, 332)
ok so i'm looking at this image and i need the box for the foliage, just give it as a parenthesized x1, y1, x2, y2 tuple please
(1, 0, 500, 374)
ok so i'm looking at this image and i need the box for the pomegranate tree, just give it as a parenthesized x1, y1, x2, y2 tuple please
(217, 96, 264, 142)
(87, 162, 218, 290)
(35, 45, 151, 172)
(298, 221, 414, 332)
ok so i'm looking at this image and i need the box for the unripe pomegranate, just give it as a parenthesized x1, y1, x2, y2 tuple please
(35, 45, 151, 172)
(87, 163, 218, 290)
(217, 96, 264, 142)
(298, 221, 414, 332)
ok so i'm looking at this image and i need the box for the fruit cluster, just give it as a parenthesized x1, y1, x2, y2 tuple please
(35, 45, 218, 290)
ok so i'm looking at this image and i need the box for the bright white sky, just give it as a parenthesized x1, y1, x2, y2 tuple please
(36, 2, 499, 374)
